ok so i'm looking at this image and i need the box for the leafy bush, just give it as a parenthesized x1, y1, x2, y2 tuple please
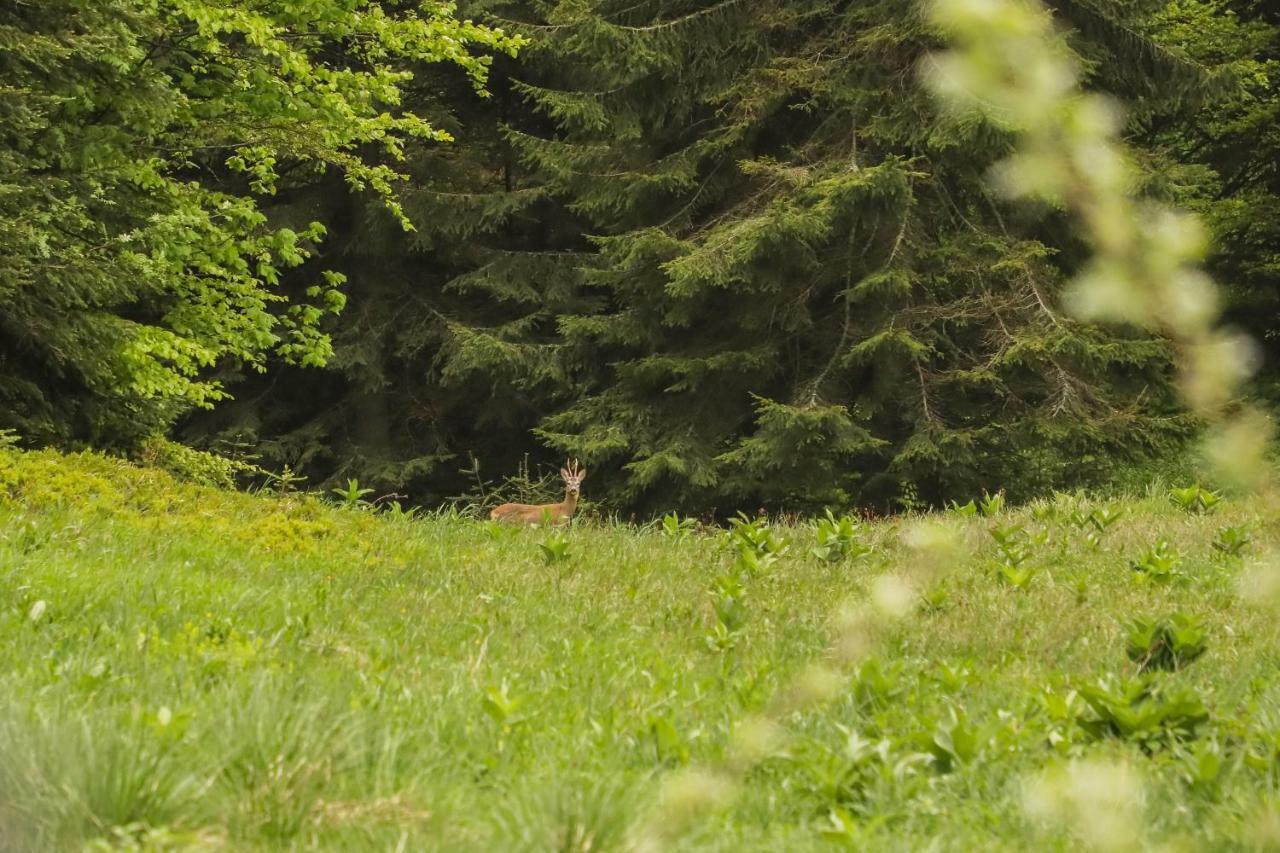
(916, 707, 984, 773)
(724, 513, 790, 571)
(989, 523, 1035, 587)
(331, 479, 374, 509)
(1169, 486, 1223, 515)
(137, 437, 263, 489)
(1130, 540, 1182, 583)
(1126, 614, 1209, 673)
(1076, 676, 1210, 749)
(705, 566, 749, 655)
(538, 531, 571, 565)
(661, 512, 698, 542)
(979, 492, 1005, 517)
(811, 510, 870, 563)
(1212, 525, 1251, 559)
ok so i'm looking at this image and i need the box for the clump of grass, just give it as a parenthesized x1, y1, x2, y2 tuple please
(811, 510, 870, 563)
(1169, 485, 1223, 515)
(1130, 540, 1182, 583)
(1126, 613, 1209, 673)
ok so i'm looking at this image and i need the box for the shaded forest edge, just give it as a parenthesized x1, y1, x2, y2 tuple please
(2, 0, 1278, 515)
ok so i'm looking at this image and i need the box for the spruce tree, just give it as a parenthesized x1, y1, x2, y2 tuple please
(1147, 1, 1280, 380)
(198, 0, 1233, 513)
(475, 0, 1195, 512)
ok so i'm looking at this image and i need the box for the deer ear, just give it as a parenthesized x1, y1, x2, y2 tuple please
(560, 467, 570, 480)
(578, 468, 588, 480)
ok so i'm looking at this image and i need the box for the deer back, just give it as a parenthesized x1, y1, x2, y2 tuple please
(489, 501, 570, 525)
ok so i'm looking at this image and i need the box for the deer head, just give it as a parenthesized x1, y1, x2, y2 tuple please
(560, 459, 587, 498)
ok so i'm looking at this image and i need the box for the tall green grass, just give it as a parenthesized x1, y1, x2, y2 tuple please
(2, 447, 1279, 850)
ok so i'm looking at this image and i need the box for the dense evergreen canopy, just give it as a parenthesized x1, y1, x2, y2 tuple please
(3, 0, 1277, 513)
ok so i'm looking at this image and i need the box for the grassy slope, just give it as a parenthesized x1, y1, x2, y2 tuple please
(1, 447, 1279, 851)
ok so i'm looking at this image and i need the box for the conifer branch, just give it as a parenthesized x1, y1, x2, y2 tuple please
(607, 0, 751, 32)
(805, 207, 910, 406)
(915, 360, 938, 425)
(489, 0, 749, 34)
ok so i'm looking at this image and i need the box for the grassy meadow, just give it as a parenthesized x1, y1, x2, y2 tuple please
(3, 446, 1280, 851)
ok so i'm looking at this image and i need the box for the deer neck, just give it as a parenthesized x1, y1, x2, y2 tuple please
(560, 488, 578, 516)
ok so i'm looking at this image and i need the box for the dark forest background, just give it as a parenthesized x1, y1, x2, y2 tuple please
(3, 0, 1278, 515)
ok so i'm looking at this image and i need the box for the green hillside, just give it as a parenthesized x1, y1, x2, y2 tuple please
(2, 446, 1279, 850)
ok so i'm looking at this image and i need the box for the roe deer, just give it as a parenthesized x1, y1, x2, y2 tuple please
(489, 459, 587, 525)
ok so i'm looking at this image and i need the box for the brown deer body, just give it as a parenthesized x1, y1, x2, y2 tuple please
(489, 460, 587, 525)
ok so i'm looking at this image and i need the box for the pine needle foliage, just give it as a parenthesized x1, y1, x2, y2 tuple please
(484, 0, 1195, 512)
(191, 0, 1269, 513)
